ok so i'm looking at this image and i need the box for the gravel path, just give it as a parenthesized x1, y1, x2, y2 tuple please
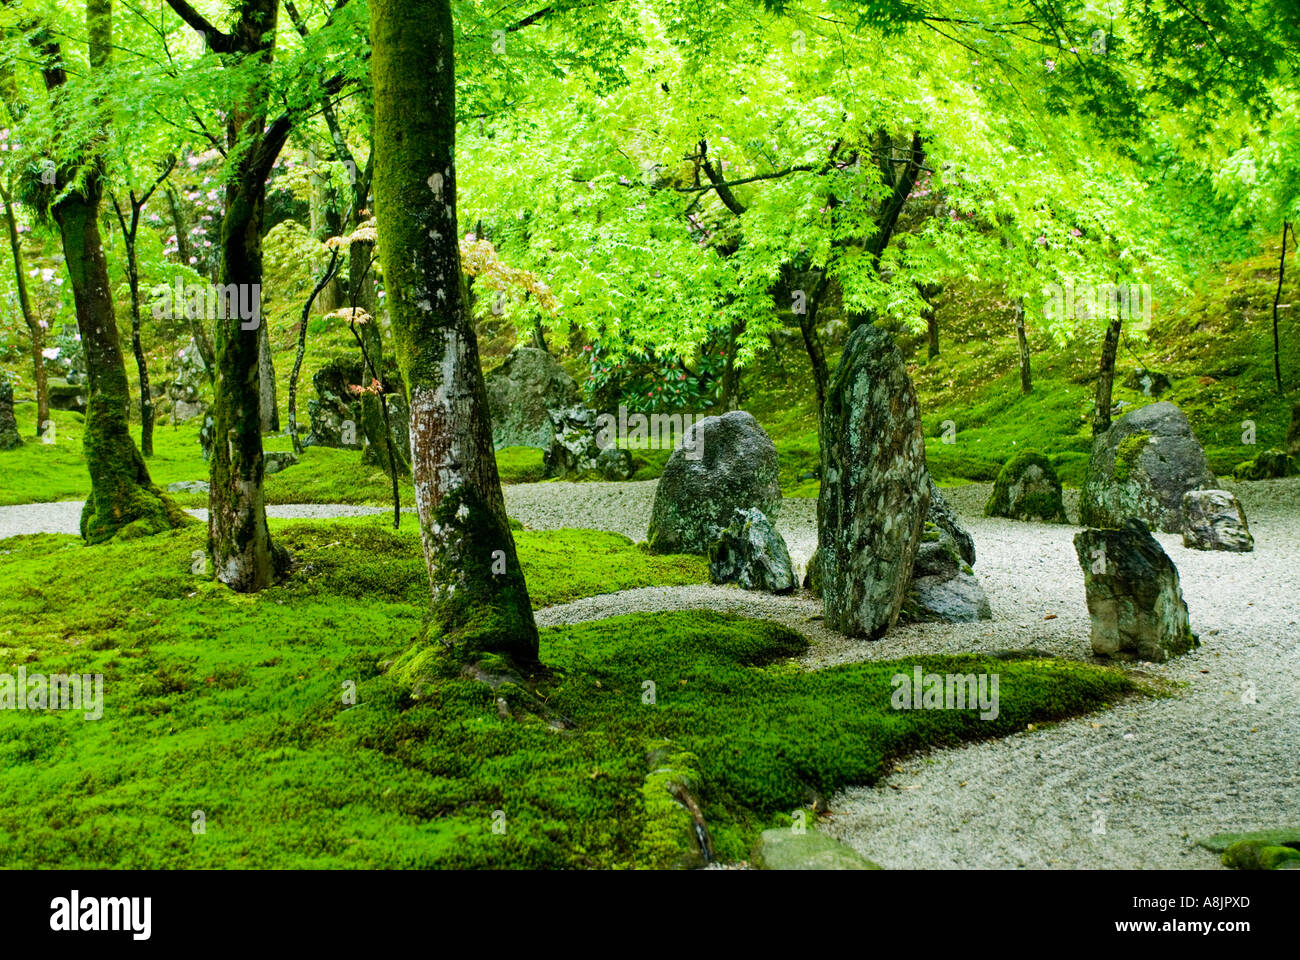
(4, 477, 1297, 869)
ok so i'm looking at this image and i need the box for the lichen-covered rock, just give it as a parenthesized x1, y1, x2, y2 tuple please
(485, 346, 580, 450)
(304, 358, 363, 450)
(1233, 448, 1293, 480)
(928, 477, 975, 565)
(0, 377, 21, 450)
(647, 410, 781, 554)
(1073, 519, 1197, 662)
(1182, 489, 1253, 552)
(985, 451, 1068, 522)
(1121, 366, 1172, 398)
(1079, 401, 1215, 533)
(818, 324, 929, 639)
(709, 508, 795, 594)
(752, 828, 882, 870)
(542, 404, 633, 480)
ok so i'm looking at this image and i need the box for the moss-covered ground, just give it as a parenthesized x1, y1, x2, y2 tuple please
(0, 515, 1137, 868)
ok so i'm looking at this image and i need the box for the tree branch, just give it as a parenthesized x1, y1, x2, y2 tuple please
(161, 0, 238, 52)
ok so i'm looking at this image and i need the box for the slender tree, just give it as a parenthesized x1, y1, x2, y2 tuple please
(370, 0, 538, 668)
(0, 180, 48, 436)
(33, 1, 188, 542)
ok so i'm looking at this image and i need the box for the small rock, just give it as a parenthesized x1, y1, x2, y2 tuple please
(166, 480, 210, 494)
(264, 452, 299, 475)
(1182, 489, 1253, 552)
(752, 828, 882, 870)
(709, 508, 795, 594)
(985, 451, 1068, 523)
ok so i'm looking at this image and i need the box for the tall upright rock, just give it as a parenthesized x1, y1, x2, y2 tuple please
(818, 324, 929, 639)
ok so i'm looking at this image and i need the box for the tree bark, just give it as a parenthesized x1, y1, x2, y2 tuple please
(1014, 297, 1032, 395)
(719, 318, 745, 411)
(39, 2, 187, 542)
(371, 0, 538, 666)
(1, 183, 49, 436)
(256, 318, 278, 432)
(1093, 317, 1123, 436)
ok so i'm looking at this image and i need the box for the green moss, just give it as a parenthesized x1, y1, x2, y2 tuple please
(495, 446, 547, 484)
(1222, 840, 1300, 870)
(1113, 432, 1151, 482)
(1198, 827, 1300, 853)
(0, 519, 1137, 869)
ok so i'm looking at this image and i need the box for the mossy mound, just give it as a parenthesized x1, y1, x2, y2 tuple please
(1232, 448, 1294, 480)
(984, 451, 1068, 522)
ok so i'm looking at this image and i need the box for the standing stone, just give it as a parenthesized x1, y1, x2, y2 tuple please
(818, 324, 929, 639)
(1079, 401, 1215, 533)
(484, 346, 580, 450)
(1073, 519, 1197, 662)
(168, 339, 208, 423)
(303, 358, 364, 450)
(1182, 489, 1254, 552)
(0, 377, 21, 450)
(708, 508, 795, 593)
(985, 451, 1069, 522)
(647, 410, 781, 554)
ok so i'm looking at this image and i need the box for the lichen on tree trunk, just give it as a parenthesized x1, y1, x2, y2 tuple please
(371, 0, 538, 673)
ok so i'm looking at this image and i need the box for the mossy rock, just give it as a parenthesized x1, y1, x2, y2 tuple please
(1221, 840, 1300, 870)
(752, 828, 882, 870)
(1232, 448, 1294, 481)
(984, 450, 1068, 523)
(1197, 827, 1300, 853)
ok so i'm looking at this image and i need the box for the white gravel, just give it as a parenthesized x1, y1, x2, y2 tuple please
(4, 477, 1297, 869)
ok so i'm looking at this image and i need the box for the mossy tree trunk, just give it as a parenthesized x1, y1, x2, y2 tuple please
(39, 2, 188, 543)
(181, 0, 292, 590)
(1, 182, 49, 436)
(371, 0, 538, 666)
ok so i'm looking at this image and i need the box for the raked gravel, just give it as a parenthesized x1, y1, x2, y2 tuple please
(2, 477, 1297, 868)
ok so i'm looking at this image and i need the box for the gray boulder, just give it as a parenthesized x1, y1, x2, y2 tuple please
(647, 410, 781, 554)
(928, 477, 975, 565)
(903, 522, 991, 623)
(1073, 519, 1197, 662)
(0, 377, 21, 450)
(818, 324, 929, 639)
(1079, 401, 1215, 533)
(167, 480, 209, 494)
(167, 339, 208, 423)
(708, 508, 796, 594)
(485, 346, 580, 450)
(1182, 489, 1253, 552)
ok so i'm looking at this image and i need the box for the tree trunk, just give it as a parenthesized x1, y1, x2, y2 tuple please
(307, 144, 344, 312)
(926, 310, 939, 359)
(1014, 297, 1032, 395)
(124, 239, 155, 455)
(371, 0, 538, 667)
(206, 0, 288, 591)
(41, 2, 187, 543)
(1, 185, 49, 436)
(1272, 221, 1291, 395)
(794, 272, 830, 418)
(719, 319, 745, 411)
(1093, 317, 1123, 436)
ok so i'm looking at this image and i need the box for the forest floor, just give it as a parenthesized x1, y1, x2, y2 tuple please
(2, 475, 1294, 868)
